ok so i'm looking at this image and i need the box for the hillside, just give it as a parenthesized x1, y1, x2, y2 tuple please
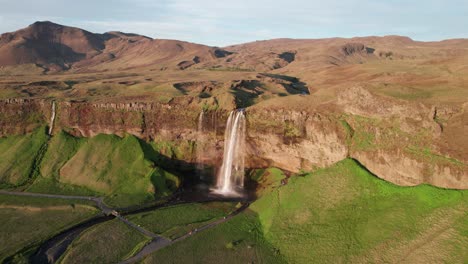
(0, 21, 229, 73)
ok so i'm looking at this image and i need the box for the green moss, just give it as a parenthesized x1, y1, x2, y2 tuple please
(56, 133, 176, 207)
(60, 220, 150, 264)
(339, 118, 354, 147)
(249, 168, 286, 196)
(39, 130, 85, 179)
(283, 121, 301, 138)
(251, 159, 468, 263)
(0, 127, 49, 187)
(0, 194, 98, 262)
(26, 177, 99, 196)
(128, 202, 236, 239)
(145, 211, 285, 264)
(405, 146, 466, 167)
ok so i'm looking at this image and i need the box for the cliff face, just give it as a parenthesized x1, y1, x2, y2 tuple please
(337, 87, 467, 189)
(0, 99, 49, 136)
(0, 89, 466, 189)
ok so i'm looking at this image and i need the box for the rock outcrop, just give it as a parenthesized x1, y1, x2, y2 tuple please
(0, 88, 466, 189)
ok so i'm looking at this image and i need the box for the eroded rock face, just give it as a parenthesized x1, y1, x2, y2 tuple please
(0, 91, 466, 189)
(354, 150, 467, 189)
(337, 86, 467, 189)
(246, 109, 348, 171)
(0, 99, 49, 136)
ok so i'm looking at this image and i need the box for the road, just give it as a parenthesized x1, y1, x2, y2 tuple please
(1, 190, 250, 264)
(0, 190, 113, 214)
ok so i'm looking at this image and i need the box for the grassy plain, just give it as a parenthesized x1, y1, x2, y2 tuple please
(128, 202, 236, 239)
(60, 219, 150, 264)
(0, 194, 98, 262)
(251, 159, 468, 263)
(0, 127, 48, 187)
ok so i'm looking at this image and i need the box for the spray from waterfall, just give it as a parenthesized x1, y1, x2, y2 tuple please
(48, 101, 56, 136)
(212, 109, 246, 196)
(196, 110, 205, 179)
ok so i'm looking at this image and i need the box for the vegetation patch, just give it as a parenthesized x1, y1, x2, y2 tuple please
(144, 211, 285, 264)
(250, 159, 468, 263)
(57, 133, 177, 207)
(0, 126, 49, 187)
(40, 130, 85, 179)
(128, 202, 236, 239)
(60, 219, 150, 264)
(0, 194, 98, 262)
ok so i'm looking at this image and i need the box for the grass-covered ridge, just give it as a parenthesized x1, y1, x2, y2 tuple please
(58, 133, 178, 207)
(251, 159, 468, 263)
(0, 128, 181, 207)
(0, 126, 49, 187)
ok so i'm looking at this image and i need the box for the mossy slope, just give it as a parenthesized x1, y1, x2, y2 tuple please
(251, 159, 468, 263)
(0, 127, 48, 187)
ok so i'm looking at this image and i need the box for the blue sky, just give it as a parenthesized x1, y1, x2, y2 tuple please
(0, 0, 466, 46)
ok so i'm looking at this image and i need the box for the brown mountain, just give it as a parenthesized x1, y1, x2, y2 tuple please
(0, 21, 229, 72)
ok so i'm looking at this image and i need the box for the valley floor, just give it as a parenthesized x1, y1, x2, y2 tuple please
(1, 159, 466, 263)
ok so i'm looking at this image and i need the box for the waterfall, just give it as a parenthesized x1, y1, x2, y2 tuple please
(196, 111, 205, 179)
(213, 109, 246, 196)
(48, 101, 56, 136)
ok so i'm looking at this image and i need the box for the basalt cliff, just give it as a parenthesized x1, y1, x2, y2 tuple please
(0, 21, 467, 191)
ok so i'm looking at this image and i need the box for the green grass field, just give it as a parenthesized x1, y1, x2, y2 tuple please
(141, 159, 467, 263)
(0, 194, 99, 262)
(0, 127, 48, 187)
(251, 159, 468, 263)
(60, 219, 150, 264)
(144, 211, 285, 264)
(44, 133, 179, 207)
(0, 128, 180, 207)
(127, 202, 236, 239)
(40, 130, 85, 179)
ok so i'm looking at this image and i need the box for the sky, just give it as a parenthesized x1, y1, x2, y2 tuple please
(0, 0, 466, 46)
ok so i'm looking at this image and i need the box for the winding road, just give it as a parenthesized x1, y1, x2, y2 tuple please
(0, 190, 250, 264)
(0, 190, 113, 214)
(120, 202, 250, 264)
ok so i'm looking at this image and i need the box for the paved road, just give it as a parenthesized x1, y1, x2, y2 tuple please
(0, 190, 113, 214)
(119, 202, 250, 264)
(1, 190, 250, 264)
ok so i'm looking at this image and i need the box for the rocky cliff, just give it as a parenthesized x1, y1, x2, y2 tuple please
(0, 86, 466, 189)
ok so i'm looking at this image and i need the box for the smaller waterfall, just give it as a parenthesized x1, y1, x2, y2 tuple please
(196, 111, 205, 179)
(48, 101, 56, 136)
(212, 109, 246, 196)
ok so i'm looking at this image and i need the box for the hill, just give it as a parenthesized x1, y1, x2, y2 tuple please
(0, 21, 230, 72)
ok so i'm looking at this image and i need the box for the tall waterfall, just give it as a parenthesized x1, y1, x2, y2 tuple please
(196, 111, 205, 179)
(48, 101, 56, 136)
(213, 109, 246, 196)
